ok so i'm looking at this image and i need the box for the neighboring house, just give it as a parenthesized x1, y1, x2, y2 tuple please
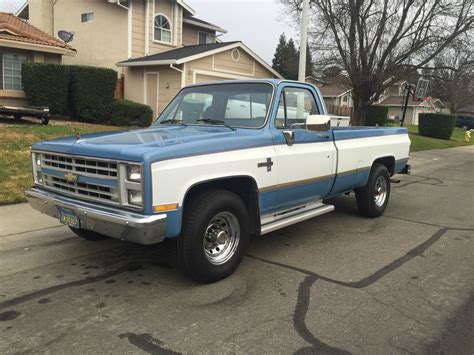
(0, 12, 75, 107)
(306, 77, 352, 116)
(375, 81, 448, 125)
(17, 0, 282, 117)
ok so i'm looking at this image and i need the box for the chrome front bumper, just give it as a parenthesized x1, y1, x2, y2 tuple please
(25, 188, 167, 245)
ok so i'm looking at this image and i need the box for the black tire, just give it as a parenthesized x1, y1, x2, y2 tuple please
(355, 164, 391, 218)
(176, 189, 250, 283)
(41, 116, 49, 126)
(69, 227, 109, 241)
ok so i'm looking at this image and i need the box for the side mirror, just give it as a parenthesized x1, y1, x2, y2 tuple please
(306, 114, 331, 131)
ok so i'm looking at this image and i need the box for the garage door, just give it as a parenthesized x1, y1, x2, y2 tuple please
(195, 74, 234, 84)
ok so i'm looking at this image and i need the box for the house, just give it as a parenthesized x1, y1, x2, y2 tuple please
(306, 77, 352, 116)
(17, 0, 282, 116)
(375, 81, 448, 125)
(0, 12, 75, 107)
(311, 77, 446, 124)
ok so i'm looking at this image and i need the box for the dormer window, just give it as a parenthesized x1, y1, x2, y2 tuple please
(154, 14, 171, 43)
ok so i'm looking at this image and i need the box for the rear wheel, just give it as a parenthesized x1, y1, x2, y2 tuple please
(40, 116, 49, 125)
(69, 227, 109, 241)
(175, 189, 250, 283)
(355, 164, 390, 218)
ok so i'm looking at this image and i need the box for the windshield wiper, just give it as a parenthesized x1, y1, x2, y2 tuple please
(196, 119, 235, 131)
(159, 119, 187, 126)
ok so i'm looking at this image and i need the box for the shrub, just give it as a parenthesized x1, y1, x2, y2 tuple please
(418, 113, 456, 140)
(365, 106, 389, 126)
(22, 62, 70, 114)
(109, 99, 153, 127)
(69, 66, 117, 122)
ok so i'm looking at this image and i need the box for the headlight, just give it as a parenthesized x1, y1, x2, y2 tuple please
(127, 165, 141, 182)
(128, 189, 142, 206)
(35, 154, 41, 166)
(37, 172, 43, 184)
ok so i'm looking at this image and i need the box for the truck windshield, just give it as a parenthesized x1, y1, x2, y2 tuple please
(154, 83, 273, 128)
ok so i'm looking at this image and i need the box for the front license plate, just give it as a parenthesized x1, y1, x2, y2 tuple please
(58, 208, 80, 229)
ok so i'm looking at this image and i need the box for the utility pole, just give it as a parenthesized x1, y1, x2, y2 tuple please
(298, 0, 310, 82)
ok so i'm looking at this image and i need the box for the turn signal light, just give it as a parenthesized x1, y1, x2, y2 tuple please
(153, 203, 178, 213)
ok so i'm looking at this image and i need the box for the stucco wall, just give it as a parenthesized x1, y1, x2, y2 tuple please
(53, 0, 127, 71)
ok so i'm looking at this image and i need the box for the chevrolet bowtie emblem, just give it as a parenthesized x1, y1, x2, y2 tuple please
(64, 172, 78, 183)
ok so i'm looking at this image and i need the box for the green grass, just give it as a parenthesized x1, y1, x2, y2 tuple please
(406, 125, 473, 152)
(0, 122, 126, 205)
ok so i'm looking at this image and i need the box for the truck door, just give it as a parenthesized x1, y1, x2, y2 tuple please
(270, 85, 336, 211)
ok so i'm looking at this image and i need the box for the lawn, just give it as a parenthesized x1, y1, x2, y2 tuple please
(407, 125, 473, 152)
(0, 122, 126, 205)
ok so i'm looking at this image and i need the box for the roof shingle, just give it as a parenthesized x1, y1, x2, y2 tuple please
(0, 12, 74, 51)
(118, 41, 239, 64)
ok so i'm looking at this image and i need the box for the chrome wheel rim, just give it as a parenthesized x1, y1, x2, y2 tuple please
(203, 211, 240, 265)
(374, 176, 388, 207)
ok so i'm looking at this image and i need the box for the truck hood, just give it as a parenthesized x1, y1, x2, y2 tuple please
(32, 125, 272, 162)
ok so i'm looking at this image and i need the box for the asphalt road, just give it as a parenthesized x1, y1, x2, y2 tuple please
(1, 146, 473, 354)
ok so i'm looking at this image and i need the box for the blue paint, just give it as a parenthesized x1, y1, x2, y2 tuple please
(394, 158, 409, 173)
(327, 169, 371, 198)
(164, 209, 183, 238)
(332, 127, 408, 140)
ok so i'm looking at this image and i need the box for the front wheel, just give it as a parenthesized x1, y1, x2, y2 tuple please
(175, 189, 250, 283)
(355, 164, 390, 218)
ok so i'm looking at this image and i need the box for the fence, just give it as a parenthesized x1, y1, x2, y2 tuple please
(326, 103, 352, 117)
(114, 74, 124, 99)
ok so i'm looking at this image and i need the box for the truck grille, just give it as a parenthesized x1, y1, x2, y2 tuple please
(38, 152, 119, 205)
(42, 153, 118, 179)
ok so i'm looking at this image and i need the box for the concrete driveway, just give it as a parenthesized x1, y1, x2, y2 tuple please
(1, 146, 473, 354)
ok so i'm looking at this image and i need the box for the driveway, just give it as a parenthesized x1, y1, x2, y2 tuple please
(1, 146, 473, 354)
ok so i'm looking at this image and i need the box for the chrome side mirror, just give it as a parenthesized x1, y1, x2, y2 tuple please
(306, 114, 331, 131)
(282, 130, 294, 146)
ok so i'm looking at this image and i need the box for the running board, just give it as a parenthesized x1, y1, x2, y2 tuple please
(260, 203, 335, 235)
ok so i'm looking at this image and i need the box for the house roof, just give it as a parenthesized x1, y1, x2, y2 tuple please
(183, 16, 227, 33)
(117, 41, 283, 79)
(0, 12, 75, 54)
(317, 82, 351, 97)
(378, 95, 433, 107)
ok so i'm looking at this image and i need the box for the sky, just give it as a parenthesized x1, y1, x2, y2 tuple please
(0, 0, 299, 63)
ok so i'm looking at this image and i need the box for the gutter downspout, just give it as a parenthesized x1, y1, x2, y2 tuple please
(170, 63, 185, 88)
(114, 0, 132, 58)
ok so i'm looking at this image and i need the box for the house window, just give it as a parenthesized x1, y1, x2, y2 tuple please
(154, 14, 171, 43)
(0, 52, 28, 91)
(198, 31, 214, 44)
(342, 94, 348, 103)
(81, 12, 94, 23)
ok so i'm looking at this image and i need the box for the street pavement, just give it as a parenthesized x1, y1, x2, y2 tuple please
(0, 146, 473, 354)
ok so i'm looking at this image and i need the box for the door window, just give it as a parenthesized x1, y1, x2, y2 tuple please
(275, 88, 319, 129)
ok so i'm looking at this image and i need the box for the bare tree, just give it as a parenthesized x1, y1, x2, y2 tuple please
(429, 42, 474, 113)
(281, 0, 474, 125)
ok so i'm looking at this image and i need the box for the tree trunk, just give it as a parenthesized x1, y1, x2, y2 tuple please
(351, 98, 369, 126)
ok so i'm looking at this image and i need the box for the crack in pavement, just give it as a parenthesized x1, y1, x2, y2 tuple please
(119, 333, 180, 355)
(0, 225, 65, 239)
(248, 224, 474, 354)
(0, 262, 142, 311)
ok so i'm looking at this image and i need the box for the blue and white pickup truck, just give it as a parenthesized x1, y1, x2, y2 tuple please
(26, 80, 411, 282)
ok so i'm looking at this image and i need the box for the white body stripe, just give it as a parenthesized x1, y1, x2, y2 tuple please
(151, 134, 411, 207)
(335, 134, 411, 172)
(151, 146, 277, 206)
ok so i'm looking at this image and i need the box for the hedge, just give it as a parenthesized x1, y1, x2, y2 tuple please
(22, 62, 70, 114)
(69, 66, 117, 122)
(109, 99, 153, 127)
(418, 113, 456, 140)
(365, 106, 389, 126)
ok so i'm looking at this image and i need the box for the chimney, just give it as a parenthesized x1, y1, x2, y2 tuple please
(28, 0, 55, 35)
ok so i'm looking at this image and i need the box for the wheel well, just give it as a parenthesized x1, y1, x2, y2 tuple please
(183, 176, 261, 235)
(373, 156, 396, 176)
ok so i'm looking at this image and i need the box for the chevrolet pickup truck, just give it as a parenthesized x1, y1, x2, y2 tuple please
(26, 80, 411, 282)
